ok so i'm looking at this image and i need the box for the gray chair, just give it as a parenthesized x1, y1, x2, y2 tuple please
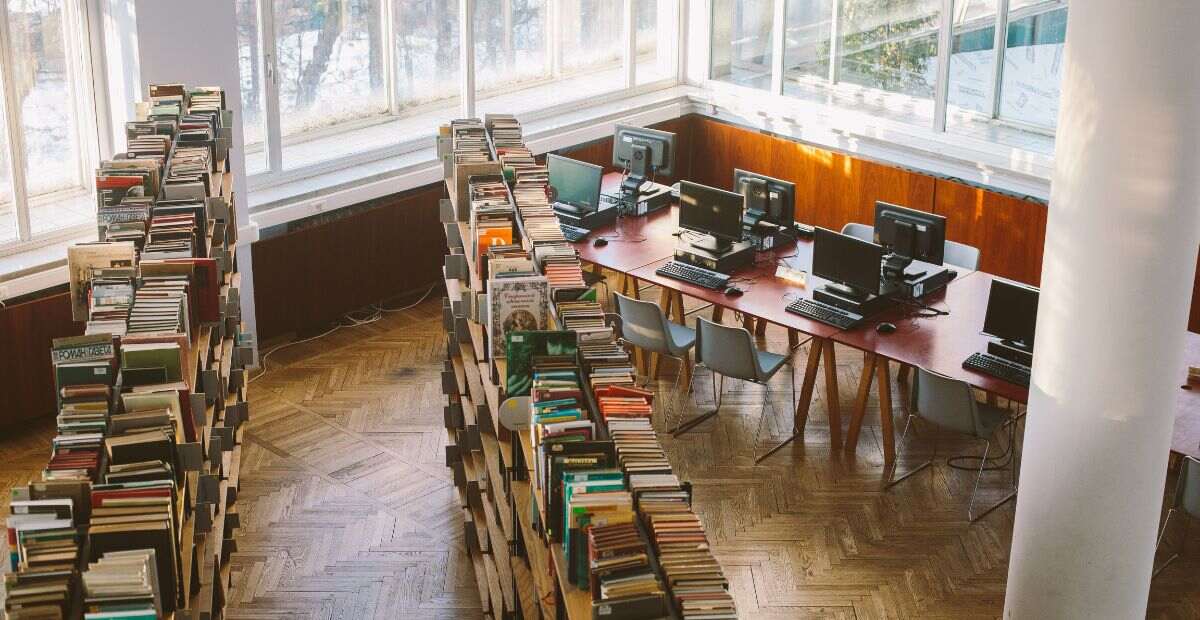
(673, 317, 795, 463)
(886, 368, 1017, 522)
(1154, 456, 1200, 577)
(613, 292, 696, 425)
(841, 222, 875, 243)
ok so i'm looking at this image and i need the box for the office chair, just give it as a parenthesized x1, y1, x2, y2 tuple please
(1153, 455, 1200, 578)
(841, 222, 874, 243)
(612, 292, 695, 428)
(886, 367, 1017, 522)
(944, 240, 981, 271)
(673, 317, 795, 463)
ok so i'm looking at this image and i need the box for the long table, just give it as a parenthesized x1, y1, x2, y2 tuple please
(577, 174, 1196, 465)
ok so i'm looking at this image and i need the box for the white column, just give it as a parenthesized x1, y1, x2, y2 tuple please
(1004, 2, 1200, 618)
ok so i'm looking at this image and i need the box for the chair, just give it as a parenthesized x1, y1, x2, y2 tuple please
(944, 240, 981, 271)
(886, 368, 1017, 522)
(672, 317, 795, 463)
(841, 222, 874, 243)
(612, 292, 696, 426)
(1153, 456, 1200, 578)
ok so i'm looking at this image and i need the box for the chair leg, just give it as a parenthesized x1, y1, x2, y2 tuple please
(969, 424, 1020, 522)
(751, 383, 774, 463)
(671, 370, 722, 436)
(1152, 508, 1179, 579)
(756, 362, 802, 464)
(884, 414, 933, 489)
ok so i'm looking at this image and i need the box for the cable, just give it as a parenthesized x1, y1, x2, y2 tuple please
(378, 284, 438, 312)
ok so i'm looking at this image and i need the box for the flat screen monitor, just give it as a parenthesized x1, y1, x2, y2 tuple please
(678, 181, 745, 251)
(612, 124, 675, 177)
(812, 227, 884, 296)
(982, 278, 1039, 350)
(733, 169, 795, 228)
(547, 154, 602, 213)
(874, 201, 947, 265)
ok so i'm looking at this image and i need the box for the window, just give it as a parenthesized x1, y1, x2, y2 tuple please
(710, 0, 774, 90)
(240, 0, 679, 187)
(837, 0, 942, 100)
(947, 0, 997, 116)
(783, 0, 833, 94)
(1000, 0, 1066, 128)
(0, 0, 100, 250)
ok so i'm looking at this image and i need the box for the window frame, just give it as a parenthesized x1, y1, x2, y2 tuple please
(245, 0, 681, 192)
(706, 0, 1065, 140)
(0, 0, 107, 256)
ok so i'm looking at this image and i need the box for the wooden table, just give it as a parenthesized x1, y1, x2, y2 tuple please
(575, 173, 681, 297)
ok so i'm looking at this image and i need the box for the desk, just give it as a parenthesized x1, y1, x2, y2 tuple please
(575, 173, 680, 297)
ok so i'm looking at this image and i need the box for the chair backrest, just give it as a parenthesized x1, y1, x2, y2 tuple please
(912, 368, 988, 438)
(841, 222, 874, 243)
(944, 239, 981, 271)
(613, 293, 672, 355)
(1178, 456, 1200, 518)
(694, 317, 761, 381)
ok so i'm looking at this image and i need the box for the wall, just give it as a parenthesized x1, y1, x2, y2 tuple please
(0, 291, 79, 427)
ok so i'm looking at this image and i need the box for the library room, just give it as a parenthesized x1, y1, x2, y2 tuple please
(1, 0, 1198, 618)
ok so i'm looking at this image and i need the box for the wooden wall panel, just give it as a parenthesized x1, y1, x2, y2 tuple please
(932, 179, 1047, 285)
(0, 291, 79, 427)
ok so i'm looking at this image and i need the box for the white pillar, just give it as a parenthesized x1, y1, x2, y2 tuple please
(1004, 2, 1200, 618)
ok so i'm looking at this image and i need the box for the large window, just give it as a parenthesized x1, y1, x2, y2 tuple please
(241, 0, 679, 187)
(0, 0, 100, 250)
(709, 0, 1069, 139)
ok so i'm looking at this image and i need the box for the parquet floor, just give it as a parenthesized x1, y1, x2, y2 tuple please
(1, 287, 1198, 618)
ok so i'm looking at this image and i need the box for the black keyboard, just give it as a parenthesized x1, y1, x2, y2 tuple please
(655, 261, 730, 290)
(785, 298, 863, 329)
(560, 223, 589, 242)
(963, 352, 1031, 387)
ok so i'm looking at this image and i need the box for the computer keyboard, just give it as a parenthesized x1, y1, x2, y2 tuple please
(962, 352, 1031, 387)
(655, 261, 730, 290)
(559, 223, 590, 242)
(785, 298, 863, 329)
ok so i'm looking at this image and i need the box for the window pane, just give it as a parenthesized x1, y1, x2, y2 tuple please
(782, 0, 833, 94)
(474, 0, 550, 107)
(838, 0, 941, 100)
(560, 0, 623, 84)
(947, 0, 997, 116)
(709, 0, 773, 90)
(236, 0, 268, 175)
(7, 0, 93, 237)
(1000, 1, 1067, 128)
(394, 0, 460, 120)
(635, 0, 675, 85)
(0, 124, 15, 244)
(274, 0, 388, 169)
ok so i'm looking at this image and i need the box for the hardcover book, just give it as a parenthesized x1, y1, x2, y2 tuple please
(487, 276, 550, 359)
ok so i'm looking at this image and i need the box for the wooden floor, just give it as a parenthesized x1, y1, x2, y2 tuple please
(2, 291, 1199, 618)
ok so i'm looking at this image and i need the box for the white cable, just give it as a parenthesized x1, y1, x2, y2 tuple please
(378, 284, 437, 312)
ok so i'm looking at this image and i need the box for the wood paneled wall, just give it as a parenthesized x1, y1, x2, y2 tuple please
(251, 185, 446, 342)
(0, 290, 79, 427)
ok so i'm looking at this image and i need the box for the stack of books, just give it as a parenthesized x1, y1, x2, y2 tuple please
(556, 300, 613, 343)
(588, 522, 668, 618)
(82, 549, 163, 618)
(485, 113, 523, 150)
(644, 510, 736, 619)
(88, 480, 181, 614)
(86, 268, 136, 337)
(607, 418, 674, 476)
(533, 243, 587, 292)
(451, 118, 491, 164)
(49, 335, 119, 481)
(469, 175, 515, 272)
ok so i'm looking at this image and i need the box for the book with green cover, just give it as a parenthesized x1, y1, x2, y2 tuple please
(505, 330, 578, 396)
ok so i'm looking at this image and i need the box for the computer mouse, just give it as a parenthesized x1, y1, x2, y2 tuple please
(724, 287, 743, 297)
(593, 238, 608, 248)
(876, 322, 897, 334)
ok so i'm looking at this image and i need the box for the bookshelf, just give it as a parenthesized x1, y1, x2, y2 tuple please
(439, 117, 736, 620)
(3, 84, 247, 620)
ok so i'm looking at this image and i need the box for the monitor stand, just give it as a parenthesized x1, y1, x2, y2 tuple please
(988, 339, 1033, 367)
(687, 233, 733, 254)
(883, 253, 915, 282)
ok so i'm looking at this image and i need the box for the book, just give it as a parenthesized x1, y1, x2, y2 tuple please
(487, 275, 551, 359)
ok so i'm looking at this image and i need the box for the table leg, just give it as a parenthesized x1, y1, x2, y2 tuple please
(877, 360, 896, 464)
(742, 315, 756, 333)
(755, 318, 768, 337)
(712, 306, 725, 323)
(788, 329, 800, 349)
(670, 291, 685, 324)
(845, 352, 878, 454)
(758, 338, 823, 461)
(822, 341, 842, 449)
(897, 363, 913, 417)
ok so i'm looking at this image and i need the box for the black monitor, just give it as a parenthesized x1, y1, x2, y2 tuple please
(547, 154, 602, 214)
(982, 278, 1039, 352)
(612, 124, 675, 179)
(678, 181, 744, 253)
(733, 169, 795, 228)
(874, 201, 947, 266)
(812, 227, 884, 298)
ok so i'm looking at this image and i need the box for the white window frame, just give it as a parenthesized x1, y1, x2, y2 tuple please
(705, 0, 1065, 140)
(246, 0, 683, 193)
(0, 0, 109, 256)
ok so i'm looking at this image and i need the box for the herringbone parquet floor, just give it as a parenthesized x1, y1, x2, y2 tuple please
(1, 288, 1198, 618)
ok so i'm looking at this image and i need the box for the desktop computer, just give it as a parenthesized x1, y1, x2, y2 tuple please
(613, 124, 675, 214)
(962, 278, 1039, 387)
(875, 201, 954, 297)
(785, 228, 891, 329)
(734, 169, 800, 250)
(673, 181, 755, 273)
(548, 154, 617, 231)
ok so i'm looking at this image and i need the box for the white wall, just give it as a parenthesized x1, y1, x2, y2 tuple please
(132, 0, 258, 357)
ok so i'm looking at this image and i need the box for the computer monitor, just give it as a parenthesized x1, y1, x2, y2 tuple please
(612, 124, 675, 179)
(678, 181, 745, 253)
(733, 169, 795, 228)
(812, 227, 884, 298)
(547, 154, 602, 214)
(982, 278, 1039, 352)
(874, 201, 947, 266)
